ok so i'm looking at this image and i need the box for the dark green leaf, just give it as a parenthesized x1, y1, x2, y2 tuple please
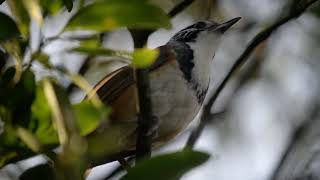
(0, 49, 7, 71)
(65, 0, 171, 31)
(11, 70, 36, 125)
(20, 164, 55, 180)
(0, 66, 15, 88)
(73, 100, 110, 136)
(62, 0, 73, 12)
(0, 12, 20, 41)
(121, 150, 210, 180)
(0, 122, 35, 168)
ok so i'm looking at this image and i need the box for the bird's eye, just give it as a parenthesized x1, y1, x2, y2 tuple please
(193, 22, 206, 29)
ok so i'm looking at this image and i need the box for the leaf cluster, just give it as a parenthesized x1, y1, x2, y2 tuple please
(0, 0, 209, 179)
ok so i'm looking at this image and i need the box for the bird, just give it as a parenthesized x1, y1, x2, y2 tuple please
(87, 17, 241, 161)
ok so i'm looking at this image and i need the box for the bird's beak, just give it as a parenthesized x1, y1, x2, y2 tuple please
(213, 17, 241, 33)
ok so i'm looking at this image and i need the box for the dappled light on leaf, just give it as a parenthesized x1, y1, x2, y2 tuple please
(65, 0, 171, 31)
(132, 48, 159, 68)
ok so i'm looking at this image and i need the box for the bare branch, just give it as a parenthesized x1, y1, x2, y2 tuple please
(168, 0, 195, 17)
(185, 0, 320, 149)
(132, 0, 196, 161)
(67, 33, 107, 94)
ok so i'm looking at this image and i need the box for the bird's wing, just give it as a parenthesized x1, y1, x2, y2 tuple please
(90, 45, 176, 123)
(91, 65, 137, 123)
(86, 45, 179, 161)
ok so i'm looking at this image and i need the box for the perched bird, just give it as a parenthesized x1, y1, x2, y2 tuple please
(88, 17, 241, 159)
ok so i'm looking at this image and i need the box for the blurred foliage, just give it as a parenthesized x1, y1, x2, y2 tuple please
(0, 0, 211, 179)
(121, 150, 210, 180)
(6, 0, 31, 37)
(132, 48, 159, 68)
(20, 164, 56, 180)
(65, 0, 171, 31)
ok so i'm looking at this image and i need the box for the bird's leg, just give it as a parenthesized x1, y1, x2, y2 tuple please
(145, 115, 160, 137)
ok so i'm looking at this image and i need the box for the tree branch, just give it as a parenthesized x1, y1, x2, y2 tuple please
(184, 0, 319, 149)
(132, 0, 196, 161)
(168, 0, 195, 17)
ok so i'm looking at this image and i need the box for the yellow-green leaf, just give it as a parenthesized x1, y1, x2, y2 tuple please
(22, 0, 43, 25)
(65, 0, 171, 31)
(73, 100, 110, 136)
(132, 48, 159, 68)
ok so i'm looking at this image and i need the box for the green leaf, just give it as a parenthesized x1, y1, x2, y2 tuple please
(62, 0, 73, 12)
(43, 80, 81, 145)
(30, 83, 59, 146)
(132, 48, 159, 68)
(0, 81, 59, 168)
(40, 0, 63, 15)
(43, 80, 87, 179)
(0, 12, 20, 41)
(0, 66, 16, 88)
(7, 0, 31, 37)
(0, 120, 35, 168)
(7, 70, 36, 125)
(121, 150, 210, 180)
(73, 100, 110, 136)
(65, 0, 171, 31)
(32, 52, 51, 68)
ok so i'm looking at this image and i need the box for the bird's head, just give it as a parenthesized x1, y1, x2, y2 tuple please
(168, 17, 241, 99)
(170, 17, 241, 50)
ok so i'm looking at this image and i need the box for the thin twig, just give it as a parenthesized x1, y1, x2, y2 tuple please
(185, 0, 320, 149)
(168, 0, 195, 17)
(271, 104, 320, 180)
(67, 33, 107, 94)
